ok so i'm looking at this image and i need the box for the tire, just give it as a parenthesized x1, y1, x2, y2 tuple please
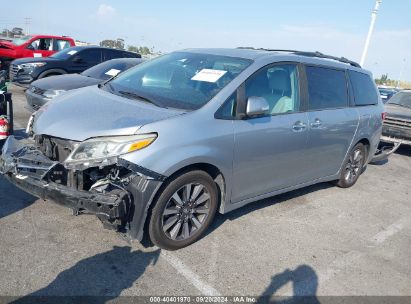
(148, 170, 218, 250)
(335, 143, 367, 188)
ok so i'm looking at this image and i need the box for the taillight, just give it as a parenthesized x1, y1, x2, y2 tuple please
(381, 112, 387, 120)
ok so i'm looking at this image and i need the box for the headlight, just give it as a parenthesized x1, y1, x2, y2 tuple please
(21, 62, 47, 69)
(65, 134, 157, 165)
(43, 89, 66, 99)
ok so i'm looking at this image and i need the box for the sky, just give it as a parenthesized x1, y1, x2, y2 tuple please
(2, 0, 411, 81)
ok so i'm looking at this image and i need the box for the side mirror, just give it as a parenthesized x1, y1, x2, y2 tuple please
(72, 56, 82, 63)
(246, 96, 269, 117)
(26, 44, 35, 50)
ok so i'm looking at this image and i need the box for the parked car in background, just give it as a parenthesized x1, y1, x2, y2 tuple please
(0, 35, 75, 72)
(382, 90, 411, 145)
(25, 57, 145, 111)
(9, 46, 141, 87)
(378, 87, 398, 103)
(0, 48, 383, 250)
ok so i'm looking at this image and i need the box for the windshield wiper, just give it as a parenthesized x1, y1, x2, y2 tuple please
(388, 102, 411, 109)
(118, 90, 164, 108)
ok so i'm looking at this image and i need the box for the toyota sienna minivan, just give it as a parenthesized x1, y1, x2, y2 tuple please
(0, 48, 384, 250)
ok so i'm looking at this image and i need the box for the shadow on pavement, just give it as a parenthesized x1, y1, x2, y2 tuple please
(11, 246, 160, 304)
(207, 182, 333, 237)
(395, 145, 411, 157)
(0, 175, 37, 219)
(257, 265, 319, 304)
(0, 130, 34, 219)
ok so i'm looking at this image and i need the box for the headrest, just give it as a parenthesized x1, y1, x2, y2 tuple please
(268, 70, 291, 92)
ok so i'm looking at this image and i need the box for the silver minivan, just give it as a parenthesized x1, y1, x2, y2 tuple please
(0, 48, 384, 250)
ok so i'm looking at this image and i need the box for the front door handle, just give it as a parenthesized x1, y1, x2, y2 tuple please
(310, 118, 322, 128)
(292, 121, 307, 132)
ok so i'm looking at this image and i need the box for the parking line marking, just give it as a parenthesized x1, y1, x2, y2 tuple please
(319, 216, 410, 284)
(161, 252, 222, 296)
(370, 217, 408, 245)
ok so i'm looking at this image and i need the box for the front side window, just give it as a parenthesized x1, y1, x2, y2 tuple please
(28, 38, 53, 51)
(306, 66, 348, 110)
(244, 64, 300, 114)
(50, 47, 82, 60)
(349, 70, 379, 106)
(106, 52, 252, 110)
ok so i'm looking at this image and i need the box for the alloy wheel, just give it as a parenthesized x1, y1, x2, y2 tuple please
(161, 183, 211, 241)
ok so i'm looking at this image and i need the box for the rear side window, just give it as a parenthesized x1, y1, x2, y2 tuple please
(78, 49, 102, 64)
(306, 66, 348, 110)
(54, 39, 71, 51)
(348, 70, 379, 106)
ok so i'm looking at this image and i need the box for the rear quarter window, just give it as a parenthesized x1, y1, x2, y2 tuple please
(306, 66, 348, 110)
(348, 70, 379, 106)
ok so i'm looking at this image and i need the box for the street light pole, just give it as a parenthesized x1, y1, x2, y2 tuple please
(360, 0, 382, 67)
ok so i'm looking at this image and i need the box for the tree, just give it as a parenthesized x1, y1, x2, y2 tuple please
(115, 38, 125, 50)
(100, 39, 116, 48)
(127, 45, 139, 53)
(11, 27, 23, 36)
(99, 38, 125, 50)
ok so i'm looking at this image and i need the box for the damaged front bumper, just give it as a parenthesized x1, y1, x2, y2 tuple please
(0, 136, 165, 241)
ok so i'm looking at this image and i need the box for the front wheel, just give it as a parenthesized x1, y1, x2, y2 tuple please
(335, 143, 367, 188)
(148, 170, 218, 250)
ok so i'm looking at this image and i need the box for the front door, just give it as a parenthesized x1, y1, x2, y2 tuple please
(231, 63, 311, 203)
(24, 38, 54, 58)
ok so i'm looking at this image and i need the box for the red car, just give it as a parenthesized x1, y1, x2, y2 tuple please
(0, 34, 76, 71)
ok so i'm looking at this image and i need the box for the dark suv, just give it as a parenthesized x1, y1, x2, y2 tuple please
(9, 46, 141, 87)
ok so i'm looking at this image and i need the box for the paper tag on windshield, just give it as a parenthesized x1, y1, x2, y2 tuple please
(191, 69, 227, 83)
(105, 68, 121, 77)
(67, 50, 78, 55)
(33, 53, 42, 57)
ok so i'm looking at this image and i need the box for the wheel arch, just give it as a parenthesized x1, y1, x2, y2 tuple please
(356, 137, 371, 159)
(139, 162, 227, 245)
(38, 68, 67, 79)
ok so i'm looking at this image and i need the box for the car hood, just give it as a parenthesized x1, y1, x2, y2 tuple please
(385, 104, 411, 121)
(12, 57, 59, 65)
(0, 41, 16, 50)
(31, 74, 101, 91)
(33, 86, 185, 141)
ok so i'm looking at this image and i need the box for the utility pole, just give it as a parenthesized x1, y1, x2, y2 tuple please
(360, 0, 382, 67)
(24, 17, 31, 35)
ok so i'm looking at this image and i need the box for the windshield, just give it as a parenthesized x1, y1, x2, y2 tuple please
(82, 58, 142, 80)
(11, 35, 32, 46)
(105, 52, 252, 110)
(387, 92, 411, 108)
(50, 47, 82, 60)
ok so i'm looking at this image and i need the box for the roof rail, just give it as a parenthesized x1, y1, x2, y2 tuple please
(237, 47, 361, 68)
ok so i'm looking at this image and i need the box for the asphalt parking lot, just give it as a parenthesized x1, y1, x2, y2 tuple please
(0, 85, 410, 300)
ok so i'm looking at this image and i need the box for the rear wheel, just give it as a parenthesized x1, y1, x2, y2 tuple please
(335, 143, 367, 188)
(148, 170, 218, 250)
